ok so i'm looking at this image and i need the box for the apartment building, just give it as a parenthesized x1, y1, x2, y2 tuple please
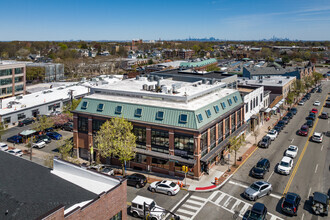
(0, 62, 26, 99)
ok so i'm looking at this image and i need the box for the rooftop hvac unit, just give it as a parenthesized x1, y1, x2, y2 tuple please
(142, 84, 148, 90)
(16, 96, 23, 100)
(286, 76, 290, 79)
(259, 80, 263, 83)
(278, 80, 282, 84)
(162, 86, 168, 94)
(148, 85, 154, 91)
(136, 75, 140, 80)
(202, 78, 208, 84)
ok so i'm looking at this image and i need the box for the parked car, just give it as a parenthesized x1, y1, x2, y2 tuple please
(258, 136, 271, 148)
(130, 196, 166, 220)
(251, 158, 270, 178)
(244, 181, 272, 201)
(0, 143, 8, 151)
(307, 113, 316, 121)
(44, 127, 54, 132)
(282, 116, 290, 124)
(125, 173, 147, 188)
(37, 134, 51, 144)
(317, 88, 322, 93)
(298, 125, 309, 136)
(305, 120, 314, 128)
(312, 132, 323, 143)
(285, 145, 298, 158)
(18, 118, 35, 127)
(32, 140, 46, 149)
(281, 192, 301, 216)
(311, 88, 316, 93)
(46, 132, 62, 140)
(243, 202, 267, 220)
(148, 180, 180, 196)
(7, 148, 23, 157)
(266, 129, 278, 141)
(311, 192, 329, 216)
(277, 120, 286, 128)
(290, 107, 297, 115)
(62, 122, 73, 131)
(298, 100, 304, 106)
(100, 167, 114, 175)
(286, 112, 293, 119)
(311, 108, 319, 114)
(50, 111, 61, 116)
(277, 156, 293, 175)
(7, 135, 23, 144)
(274, 125, 282, 133)
(320, 112, 329, 119)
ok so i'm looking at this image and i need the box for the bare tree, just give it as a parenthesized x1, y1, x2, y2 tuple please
(252, 128, 260, 145)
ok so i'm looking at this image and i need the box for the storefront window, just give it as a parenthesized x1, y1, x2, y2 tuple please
(151, 157, 170, 169)
(200, 131, 208, 156)
(231, 113, 236, 133)
(237, 109, 242, 128)
(174, 133, 194, 159)
(151, 129, 169, 154)
(134, 154, 147, 164)
(225, 117, 230, 138)
(133, 126, 146, 145)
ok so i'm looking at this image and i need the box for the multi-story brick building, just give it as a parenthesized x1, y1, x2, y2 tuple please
(72, 76, 246, 179)
(0, 61, 26, 99)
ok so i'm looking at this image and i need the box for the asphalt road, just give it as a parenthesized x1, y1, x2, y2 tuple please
(168, 80, 329, 220)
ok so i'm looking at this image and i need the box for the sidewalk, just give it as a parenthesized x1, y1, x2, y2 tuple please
(186, 115, 280, 191)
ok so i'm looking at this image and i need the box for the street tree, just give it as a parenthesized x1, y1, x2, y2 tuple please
(286, 91, 295, 107)
(58, 138, 73, 160)
(95, 117, 136, 176)
(229, 135, 245, 166)
(33, 115, 54, 132)
(62, 98, 82, 116)
(312, 72, 323, 84)
(252, 128, 260, 145)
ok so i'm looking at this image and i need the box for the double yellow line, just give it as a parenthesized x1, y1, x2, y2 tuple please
(282, 98, 327, 195)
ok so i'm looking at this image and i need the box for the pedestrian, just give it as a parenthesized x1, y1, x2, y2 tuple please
(268, 126, 271, 131)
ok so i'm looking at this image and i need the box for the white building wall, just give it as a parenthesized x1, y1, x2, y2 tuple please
(243, 86, 264, 122)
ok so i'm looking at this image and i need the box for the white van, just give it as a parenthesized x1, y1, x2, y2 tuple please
(131, 196, 166, 220)
(0, 143, 8, 151)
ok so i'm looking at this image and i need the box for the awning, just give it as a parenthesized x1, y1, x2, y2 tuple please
(278, 101, 284, 105)
(275, 103, 280, 108)
(260, 108, 267, 112)
(20, 129, 37, 136)
(251, 115, 258, 119)
(135, 148, 196, 165)
(201, 124, 248, 163)
(265, 108, 271, 113)
(272, 107, 277, 111)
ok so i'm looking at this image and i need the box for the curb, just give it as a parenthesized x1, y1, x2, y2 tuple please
(188, 174, 233, 192)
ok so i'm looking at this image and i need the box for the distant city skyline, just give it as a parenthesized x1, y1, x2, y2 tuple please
(0, 0, 329, 41)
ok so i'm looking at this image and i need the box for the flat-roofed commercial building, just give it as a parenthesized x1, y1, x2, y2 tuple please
(73, 76, 246, 179)
(0, 62, 26, 98)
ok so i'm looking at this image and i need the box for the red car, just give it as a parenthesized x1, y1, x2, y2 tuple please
(310, 108, 318, 114)
(298, 125, 309, 136)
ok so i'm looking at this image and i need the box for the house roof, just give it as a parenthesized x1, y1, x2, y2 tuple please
(243, 66, 300, 76)
(0, 151, 97, 219)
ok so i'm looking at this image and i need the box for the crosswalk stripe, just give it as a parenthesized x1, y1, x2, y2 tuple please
(176, 215, 190, 220)
(186, 199, 204, 206)
(223, 196, 233, 207)
(177, 208, 195, 216)
(182, 204, 200, 210)
(215, 193, 226, 204)
(230, 200, 241, 211)
(239, 203, 251, 216)
(208, 191, 219, 201)
(190, 195, 207, 202)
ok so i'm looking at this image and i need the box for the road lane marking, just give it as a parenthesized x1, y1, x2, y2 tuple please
(291, 138, 294, 143)
(315, 164, 318, 173)
(229, 180, 249, 188)
(164, 192, 190, 219)
(270, 193, 282, 199)
(302, 213, 305, 220)
(282, 98, 327, 195)
(321, 145, 324, 151)
(308, 187, 312, 199)
(267, 171, 274, 182)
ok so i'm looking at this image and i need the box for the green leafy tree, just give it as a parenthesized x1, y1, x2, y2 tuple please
(59, 138, 73, 160)
(229, 135, 245, 166)
(63, 98, 82, 116)
(33, 115, 54, 132)
(26, 67, 45, 81)
(95, 117, 136, 176)
(312, 72, 323, 84)
(286, 91, 295, 107)
(282, 56, 290, 64)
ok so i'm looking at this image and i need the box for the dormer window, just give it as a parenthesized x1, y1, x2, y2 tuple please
(156, 111, 164, 120)
(97, 103, 104, 112)
(81, 101, 88, 109)
(135, 108, 142, 117)
(115, 106, 122, 114)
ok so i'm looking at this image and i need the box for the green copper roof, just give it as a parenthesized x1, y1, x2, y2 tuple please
(75, 91, 242, 131)
(180, 58, 217, 68)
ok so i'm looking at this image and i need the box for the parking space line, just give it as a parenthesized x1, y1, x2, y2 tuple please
(302, 213, 305, 220)
(267, 171, 274, 182)
(321, 145, 323, 151)
(269, 193, 282, 199)
(314, 164, 318, 173)
(291, 138, 294, 143)
(307, 187, 312, 199)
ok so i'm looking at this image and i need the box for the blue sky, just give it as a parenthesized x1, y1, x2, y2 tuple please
(0, 0, 329, 41)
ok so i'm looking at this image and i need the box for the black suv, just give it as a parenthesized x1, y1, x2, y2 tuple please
(281, 192, 301, 216)
(243, 202, 267, 220)
(62, 122, 73, 131)
(290, 108, 297, 115)
(251, 158, 270, 178)
(124, 173, 147, 188)
(282, 116, 290, 124)
(286, 112, 293, 119)
(305, 120, 314, 128)
(307, 113, 316, 121)
(258, 136, 271, 148)
(18, 118, 35, 127)
(277, 120, 286, 128)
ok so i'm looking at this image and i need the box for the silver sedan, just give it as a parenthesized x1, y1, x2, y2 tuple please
(244, 181, 272, 201)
